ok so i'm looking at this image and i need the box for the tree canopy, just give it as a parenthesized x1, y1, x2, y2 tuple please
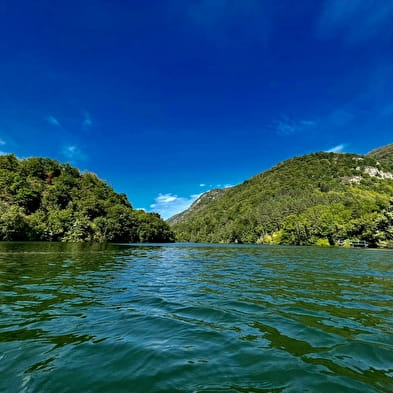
(169, 151, 393, 248)
(0, 155, 174, 243)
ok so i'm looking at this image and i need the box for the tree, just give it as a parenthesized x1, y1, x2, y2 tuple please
(0, 155, 175, 243)
(0, 202, 28, 240)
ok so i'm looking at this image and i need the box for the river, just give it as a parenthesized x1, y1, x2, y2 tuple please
(0, 242, 392, 392)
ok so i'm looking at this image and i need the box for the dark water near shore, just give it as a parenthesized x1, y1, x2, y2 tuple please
(0, 242, 392, 393)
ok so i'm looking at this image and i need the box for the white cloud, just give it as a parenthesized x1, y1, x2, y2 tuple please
(0, 138, 5, 146)
(273, 116, 317, 136)
(275, 120, 296, 136)
(149, 182, 236, 219)
(156, 194, 178, 203)
(200, 183, 234, 190)
(326, 144, 346, 153)
(83, 112, 92, 129)
(150, 192, 202, 219)
(46, 115, 61, 127)
(62, 144, 87, 162)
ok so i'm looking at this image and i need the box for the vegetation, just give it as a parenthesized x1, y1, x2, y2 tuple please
(367, 143, 393, 170)
(169, 146, 393, 248)
(0, 154, 174, 242)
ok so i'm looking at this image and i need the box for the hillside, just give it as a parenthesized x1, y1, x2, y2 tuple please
(367, 143, 393, 169)
(169, 188, 229, 226)
(170, 148, 393, 247)
(0, 154, 174, 242)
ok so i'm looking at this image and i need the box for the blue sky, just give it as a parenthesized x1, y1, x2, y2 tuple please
(1, 0, 393, 218)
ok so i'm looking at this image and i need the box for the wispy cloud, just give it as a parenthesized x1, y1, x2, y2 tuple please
(0, 138, 9, 155)
(62, 145, 87, 162)
(327, 109, 354, 127)
(216, 184, 234, 189)
(172, 0, 269, 45)
(273, 116, 317, 136)
(46, 115, 61, 127)
(326, 143, 347, 153)
(300, 120, 317, 127)
(82, 112, 92, 129)
(318, 1, 393, 44)
(274, 121, 295, 136)
(150, 192, 202, 219)
(199, 183, 234, 189)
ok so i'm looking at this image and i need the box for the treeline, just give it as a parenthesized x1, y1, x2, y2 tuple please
(171, 152, 393, 248)
(0, 154, 174, 242)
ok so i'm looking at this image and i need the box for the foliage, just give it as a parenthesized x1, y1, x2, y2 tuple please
(367, 143, 393, 170)
(170, 151, 393, 248)
(0, 155, 174, 243)
(315, 238, 331, 247)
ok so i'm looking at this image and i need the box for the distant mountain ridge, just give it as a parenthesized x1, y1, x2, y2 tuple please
(169, 144, 393, 248)
(168, 188, 229, 226)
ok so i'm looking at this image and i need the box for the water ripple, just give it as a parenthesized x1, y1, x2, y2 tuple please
(0, 242, 392, 393)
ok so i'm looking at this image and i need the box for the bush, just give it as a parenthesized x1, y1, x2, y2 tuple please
(315, 238, 330, 247)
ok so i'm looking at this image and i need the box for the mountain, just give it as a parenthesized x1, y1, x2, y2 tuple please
(0, 154, 174, 242)
(169, 147, 393, 247)
(367, 143, 393, 169)
(168, 188, 229, 226)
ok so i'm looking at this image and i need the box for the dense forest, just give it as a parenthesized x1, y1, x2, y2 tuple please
(0, 154, 174, 242)
(169, 144, 393, 248)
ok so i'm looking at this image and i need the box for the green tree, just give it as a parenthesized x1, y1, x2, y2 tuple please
(0, 154, 174, 243)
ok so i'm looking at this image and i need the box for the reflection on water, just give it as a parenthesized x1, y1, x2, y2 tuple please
(0, 242, 392, 393)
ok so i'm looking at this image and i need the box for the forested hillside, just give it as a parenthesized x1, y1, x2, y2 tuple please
(169, 148, 393, 248)
(367, 143, 393, 169)
(0, 154, 174, 242)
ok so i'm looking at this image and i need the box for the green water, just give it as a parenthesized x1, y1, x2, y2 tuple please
(0, 242, 392, 393)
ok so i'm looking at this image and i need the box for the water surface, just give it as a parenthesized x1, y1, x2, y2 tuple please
(0, 242, 392, 392)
